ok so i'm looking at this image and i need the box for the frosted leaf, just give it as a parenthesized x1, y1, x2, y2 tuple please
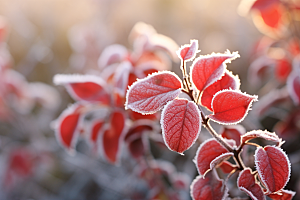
(190, 170, 228, 200)
(125, 71, 182, 114)
(255, 146, 291, 193)
(201, 70, 240, 111)
(161, 98, 201, 154)
(194, 138, 229, 176)
(210, 90, 258, 125)
(241, 130, 283, 146)
(98, 110, 127, 164)
(54, 74, 110, 104)
(237, 168, 266, 200)
(267, 189, 296, 200)
(53, 103, 84, 154)
(176, 40, 199, 62)
(190, 51, 239, 92)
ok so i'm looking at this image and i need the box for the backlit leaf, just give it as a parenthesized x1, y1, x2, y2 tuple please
(241, 130, 283, 146)
(99, 110, 126, 164)
(190, 51, 239, 92)
(237, 168, 265, 200)
(54, 74, 110, 104)
(161, 98, 201, 154)
(201, 70, 240, 111)
(210, 90, 258, 125)
(125, 71, 182, 114)
(255, 146, 291, 193)
(194, 138, 229, 176)
(176, 40, 198, 62)
(190, 170, 228, 200)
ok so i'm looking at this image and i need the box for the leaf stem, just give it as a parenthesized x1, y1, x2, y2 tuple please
(202, 119, 233, 152)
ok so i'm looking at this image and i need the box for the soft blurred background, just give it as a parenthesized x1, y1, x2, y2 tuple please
(0, 0, 299, 199)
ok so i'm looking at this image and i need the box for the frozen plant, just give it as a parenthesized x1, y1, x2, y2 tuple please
(126, 40, 295, 200)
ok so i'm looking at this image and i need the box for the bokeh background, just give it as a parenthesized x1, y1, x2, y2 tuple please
(1, 0, 299, 199)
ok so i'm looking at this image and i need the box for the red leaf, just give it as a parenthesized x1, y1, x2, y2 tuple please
(100, 110, 126, 164)
(89, 120, 105, 145)
(255, 146, 291, 193)
(190, 170, 228, 200)
(275, 58, 292, 82)
(54, 74, 110, 104)
(195, 138, 230, 176)
(241, 130, 283, 146)
(252, 3, 286, 37)
(201, 70, 240, 111)
(268, 189, 296, 200)
(237, 168, 265, 200)
(287, 70, 300, 105)
(210, 90, 258, 124)
(219, 161, 237, 174)
(190, 51, 239, 92)
(129, 110, 158, 121)
(220, 125, 245, 147)
(210, 152, 234, 170)
(176, 40, 198, 62)
(161, 98, 201, 154)
(259, 4, 283, 29)
(54, 103, 84, 152)
(125, 71, 182, 114)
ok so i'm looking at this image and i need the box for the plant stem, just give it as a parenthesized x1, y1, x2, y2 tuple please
(202, 119, 233, 152)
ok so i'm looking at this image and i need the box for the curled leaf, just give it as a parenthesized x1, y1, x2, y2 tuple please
(241, 130, 283, 146)
(99, 110, 126, 164)
(54, 103, 84, 153)
(220, 125, 245, 147)
(267, 189, 296, 200)
(161, 98, 201, 154)
(190, 170, 228, 200)
(125, 71, 182, 114)
(194, 138, 230, 176)
(190, 51, 239, 92)
(54, 74, 110, 104)
(176, 40, 198, 62)
(237, 168, 265, 200)
(210, 90, 258, 125)
(201, 70, 240, 111)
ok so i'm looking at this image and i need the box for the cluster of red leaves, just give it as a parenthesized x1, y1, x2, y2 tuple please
(126, 40, 295, 200)
(53, 23, 178, 165)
